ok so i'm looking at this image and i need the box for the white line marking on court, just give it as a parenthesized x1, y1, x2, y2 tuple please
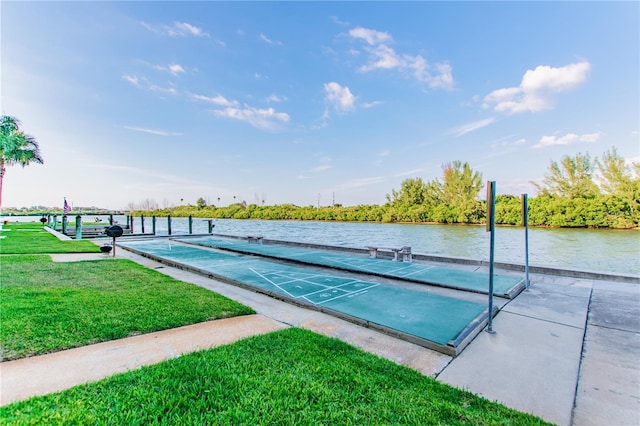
(299, 279, 362, 298)
(392, 265, 436, 278)
(248, 268, 297, 298)
(314, 283, 380, 305)
(257, 271, 350, 288)
(320, 257, 384, 274)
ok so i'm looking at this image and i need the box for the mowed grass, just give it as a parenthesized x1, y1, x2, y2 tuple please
(0, 328, 551, 425)
(0, 255, 255, 360)
(1, 222, 551, 424)
(0, 222, 100, 254)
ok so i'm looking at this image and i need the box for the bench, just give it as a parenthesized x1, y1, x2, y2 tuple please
(247, 235, 264, 244)
(366, 246, 412, 262)
(62, 226, 132, 238)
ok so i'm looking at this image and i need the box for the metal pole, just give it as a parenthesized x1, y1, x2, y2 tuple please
(141, 215, 145, 234)
(152, 216, 156, 235)
(75, 215, 82, 240)
(168, 215, 172, 236)
(486, 181, 496, 334)
(522, 194, 530, 289)
(188, 215, 193, 234)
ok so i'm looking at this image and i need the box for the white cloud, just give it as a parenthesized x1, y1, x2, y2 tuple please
(211, 106, 291, 131)
(155, 63, 186, 76)
(122, 74, 177, 96)
(260, 33, 282, 46)
(123, 126, 182, 136)
(349, 27, 392, 45)
(141, 21, 209, 37)
(266, 94, 286, 103)
(451, 117, 496, 136)
(174, 22, 206, 37)
(533, 131, 602, 149)
(169, 64, 185, 75)
(324, 82, 356, 112)
(122, 74, 140, 86)
(359, 44, 403, 71)
(349, 26, 454, 90)
(362, 101, 383, 108)
(191, 93, 239, 107)
(483, 61, 591, 114)
(331, 16, 350, 27)
(148, 84, 177, 95)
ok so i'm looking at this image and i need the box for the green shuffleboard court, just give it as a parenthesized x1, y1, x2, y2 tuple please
(120, 239, 491, 356)
(176, 236, 524, 298)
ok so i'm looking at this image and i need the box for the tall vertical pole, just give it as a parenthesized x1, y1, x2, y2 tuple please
(522, 193, 530, 289)
(167, 215, 172, 236)
(152, 216, 156, 235)
(141, 215, 145, 234)
(486, 181, 496, 334)
(188, 215, 193, 234)
(75, 215, 82, 240)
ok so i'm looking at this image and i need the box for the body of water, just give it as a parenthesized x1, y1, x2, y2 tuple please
(6, 215, 639, 276)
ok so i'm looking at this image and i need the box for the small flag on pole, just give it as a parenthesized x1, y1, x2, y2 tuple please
(63, 198, 71, 214)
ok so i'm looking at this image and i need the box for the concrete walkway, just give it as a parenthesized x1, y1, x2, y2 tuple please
(1, 315, 287, 405)
(2, 249, 639, 426)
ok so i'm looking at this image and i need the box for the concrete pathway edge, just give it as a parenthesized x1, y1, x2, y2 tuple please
(0, 314, 288, 406)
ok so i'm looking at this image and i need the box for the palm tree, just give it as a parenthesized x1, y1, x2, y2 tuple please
(0, 116, 44, 212)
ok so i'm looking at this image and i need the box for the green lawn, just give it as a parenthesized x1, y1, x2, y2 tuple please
(0, 255, 255, 360)
(0, 223, 100, 254)
(0, 223, 551, 425)
(0, 328, 551, 425)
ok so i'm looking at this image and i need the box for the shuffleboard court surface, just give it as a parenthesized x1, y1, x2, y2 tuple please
(120, 239, 490, 355)
(177, 236, 524, 298)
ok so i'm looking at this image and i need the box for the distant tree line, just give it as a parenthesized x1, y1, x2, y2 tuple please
(131, 147, 638, 229)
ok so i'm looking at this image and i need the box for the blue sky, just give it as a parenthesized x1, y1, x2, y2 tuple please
(2, 1, 638, 210)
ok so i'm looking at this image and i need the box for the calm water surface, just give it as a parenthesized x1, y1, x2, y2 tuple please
(9, 215, 639, 275)
(128, 217, 639, 275)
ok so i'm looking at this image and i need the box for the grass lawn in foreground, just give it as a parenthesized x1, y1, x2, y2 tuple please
(0, 328, 551, 425)
(0, 255, 255, 360)
(0, 223, 100, 254)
